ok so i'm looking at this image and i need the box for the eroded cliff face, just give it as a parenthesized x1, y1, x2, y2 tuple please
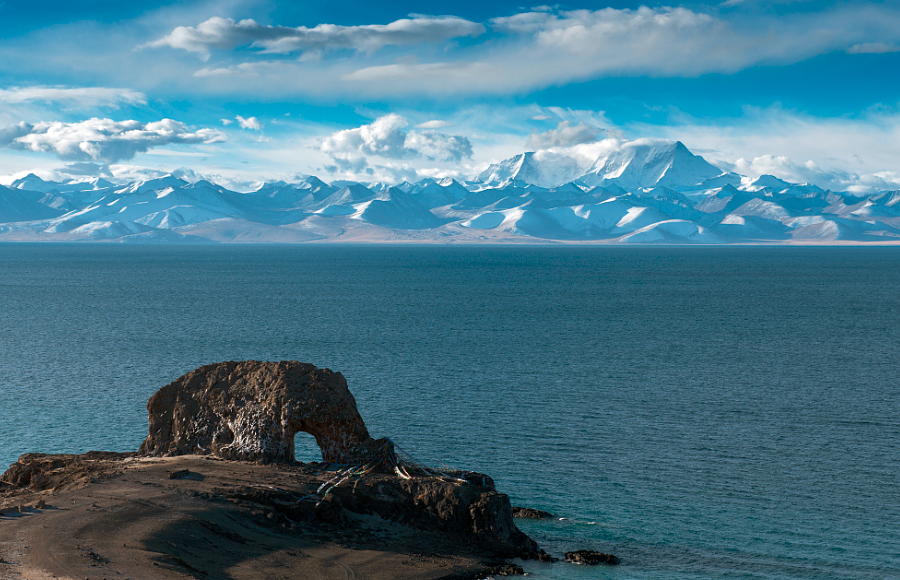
(138, 361, 380, 463)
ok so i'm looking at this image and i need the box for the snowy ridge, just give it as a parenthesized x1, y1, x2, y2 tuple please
(2, 140, 899, 244)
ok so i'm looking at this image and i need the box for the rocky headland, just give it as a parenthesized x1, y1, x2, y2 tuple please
(0, 361, 613, 579)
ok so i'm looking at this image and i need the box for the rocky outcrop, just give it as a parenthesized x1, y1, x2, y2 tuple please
(329, 472, 540, 558)
(565, 550, 620, 565)
(1, 451, 134, 491)
(511, 506, 555, 519)
(128, 360, 545, 559)
(138, 361, 386, 464)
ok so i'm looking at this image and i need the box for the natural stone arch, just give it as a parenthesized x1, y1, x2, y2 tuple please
(138, 360, 388, 463)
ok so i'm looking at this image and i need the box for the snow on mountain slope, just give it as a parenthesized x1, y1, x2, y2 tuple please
(690, 173, 743, 191)
(458, 196, 675, 240)
(477, 151, 583, 189)
(0, 185, 67, 223)
(114, 175, 188, 195)
(406, 181, 459, 209)
(729, 198, 792, 221)
(542, 200, 670, 237)
(580, 140, 723, 190)
(35, 192, 77, 212)
(741, 174, 791, 192)
(10, 173, 114, 193)
(312, 184, 376, 212)
(790, 217, 900, 241)
(350, 188, 446, 230)
(715, 214, 790, 240)
(43, 179, 257, 233)
(618, 220, 722, 243)
(248, 179, 336, 208)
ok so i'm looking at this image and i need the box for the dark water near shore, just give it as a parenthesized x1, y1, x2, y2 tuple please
(1, 244, 898, 579)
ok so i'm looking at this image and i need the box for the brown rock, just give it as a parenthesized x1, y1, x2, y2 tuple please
(331, 471, 539, 558)
(1, 451, 133, 491)
(488, 563, 524, 575)
(511, 506, 555, 519)
(565, 549, 620, 565)
(138, 361, 387, 464)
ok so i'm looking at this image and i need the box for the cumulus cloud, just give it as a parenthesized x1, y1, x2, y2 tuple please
(0, 118, 226, 163)
(144, 16, 484, 59)
(526, 121, 605, 150)
(320, 114, 472, 165)
(236, 115, 263, 130)
(0, 86, 146, 109)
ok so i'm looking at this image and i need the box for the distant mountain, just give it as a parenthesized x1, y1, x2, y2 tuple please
(579, 140, 724, 190)
(1, 141, 899, 244)
(10, 173, 114, 193)
(0, 185, 67, 223)
(477, 152, 583, 189)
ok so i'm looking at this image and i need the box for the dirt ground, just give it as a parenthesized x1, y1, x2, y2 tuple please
(0, 455, 505, 580)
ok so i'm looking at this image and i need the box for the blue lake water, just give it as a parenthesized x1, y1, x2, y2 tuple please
(1, 244, 898, 579)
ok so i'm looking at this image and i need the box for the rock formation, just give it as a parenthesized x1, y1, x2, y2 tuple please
(511, 506, 556, 519)
(138, 360, 387, 464)
(3, 361, 553, 565)
(565, 550, 620, 565)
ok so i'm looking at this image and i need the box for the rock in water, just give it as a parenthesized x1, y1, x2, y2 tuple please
(511, 506, 555, 519)
(565, 550, 620, 565)
(138, 360, 387, 463)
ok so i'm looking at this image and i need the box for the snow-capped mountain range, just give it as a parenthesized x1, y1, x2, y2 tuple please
(2, 140, 899, 244)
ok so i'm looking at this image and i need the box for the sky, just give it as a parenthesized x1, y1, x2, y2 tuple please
(1, 0, 899, 191)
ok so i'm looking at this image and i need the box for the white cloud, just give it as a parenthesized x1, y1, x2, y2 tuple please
(416, 120, 451, 129)
(730, 156, 900, 193)
(221, 118, 233, 125)
(236, 115, 263, 130)
(526, 120, 605, 150)
(846, 42, 900, 54)
(112, 5, 900, 99)
(144, 16, 484, 60)
(321, 114, 472, 165)
(405, 130, 473, 162)
(0, 86, 146, 109)
(335, 5, 900, 96)
(0, 118, 227, 163)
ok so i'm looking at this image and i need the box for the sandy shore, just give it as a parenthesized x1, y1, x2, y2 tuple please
(0, 454, 511, 580)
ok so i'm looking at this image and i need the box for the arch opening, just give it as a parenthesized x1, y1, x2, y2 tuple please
(293, 431, 322, 463)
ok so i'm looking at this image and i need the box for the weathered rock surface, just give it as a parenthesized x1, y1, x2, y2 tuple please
(138, 360, 385, 463)
(0, 451, 134, 491)
(565, 550, 620, 565)
(511, 506, 556, 519)
(329, 471, 540, 558)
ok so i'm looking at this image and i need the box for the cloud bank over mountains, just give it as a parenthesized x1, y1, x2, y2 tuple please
(1, 1, 899, 198)
(0, 119, 226, 164)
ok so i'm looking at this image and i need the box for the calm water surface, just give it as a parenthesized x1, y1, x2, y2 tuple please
(0, 244, 898, 579)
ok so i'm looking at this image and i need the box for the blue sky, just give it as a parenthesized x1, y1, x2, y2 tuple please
(1, 0, 899, 190)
